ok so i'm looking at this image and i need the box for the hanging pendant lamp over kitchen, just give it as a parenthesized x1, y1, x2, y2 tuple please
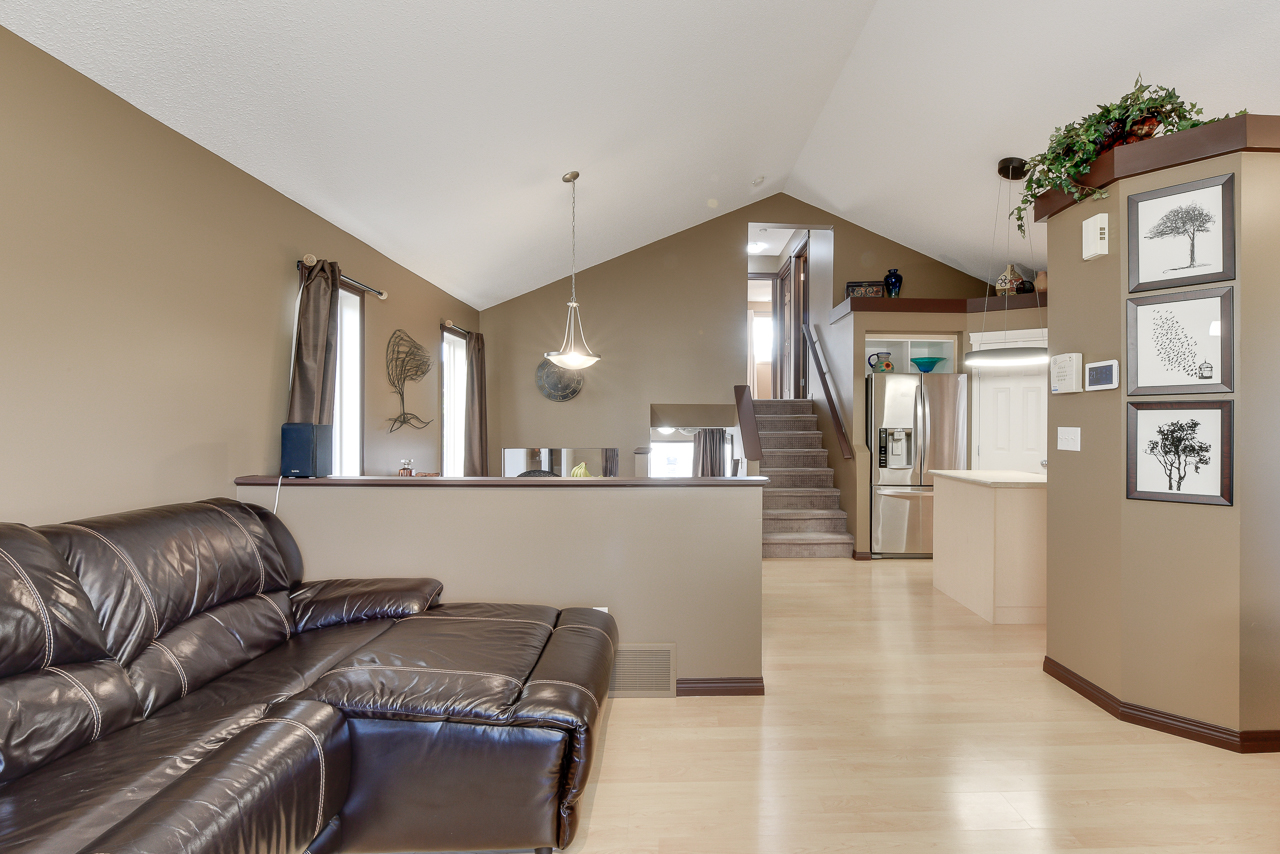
(962, 157, 1050, 370)
(545, 171, 601, 370)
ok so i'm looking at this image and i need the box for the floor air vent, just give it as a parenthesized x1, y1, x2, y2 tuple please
(609, 643, 676, 697)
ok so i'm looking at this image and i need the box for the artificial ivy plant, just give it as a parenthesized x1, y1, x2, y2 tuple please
(1013, 77, 1245, 233)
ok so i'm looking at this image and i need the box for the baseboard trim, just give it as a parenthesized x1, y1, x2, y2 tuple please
(854, 551, 873, 561)
(676, 677, 765, 697)
(1043, 656, 1280, 753)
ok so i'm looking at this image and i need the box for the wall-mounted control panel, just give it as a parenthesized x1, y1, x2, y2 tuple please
(1051, 353, 1083, 394)
(1082, 213, 1109, 259)
(1084, 359, 1119, 391)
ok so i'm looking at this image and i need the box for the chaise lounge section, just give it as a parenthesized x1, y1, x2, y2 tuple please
(0, 498, 616, 854)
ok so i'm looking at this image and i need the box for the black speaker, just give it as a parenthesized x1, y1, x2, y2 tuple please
(281, 423, 333, 478)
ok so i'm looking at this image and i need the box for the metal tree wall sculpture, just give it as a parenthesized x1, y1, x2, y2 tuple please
(386, 329, 433, 432)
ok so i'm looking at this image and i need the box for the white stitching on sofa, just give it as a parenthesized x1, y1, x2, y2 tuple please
(257, 593, 292, 639)
(552, 623, 615, 657)
(64, 525, 160, 638)
(326, 665, 524, 686)
(201, 502, 267, 593)
(525, 679, 600, 711)
(257, 717, 326, 839)
(0, 545, 55, 668)
(398, 614, 555, 631)
(48, 666, 102, 740)
(151, 640, 188, 697)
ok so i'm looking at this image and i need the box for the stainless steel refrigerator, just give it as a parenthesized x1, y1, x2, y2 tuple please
(866, 372, 967, 557)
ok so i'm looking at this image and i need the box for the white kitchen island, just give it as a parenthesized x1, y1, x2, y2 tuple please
(930, 470, 1047, 624)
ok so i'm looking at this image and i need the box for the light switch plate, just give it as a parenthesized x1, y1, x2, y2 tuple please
(1057, 427, 1081, 452)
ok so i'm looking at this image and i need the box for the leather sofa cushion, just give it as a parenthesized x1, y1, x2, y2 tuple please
(0, 703, 270, 854)
(0, 523, 114, 677)
(301, 602, 558, 723)
(78, 700, 349, 854)
(0, 524, 142, 783)
(127, 590, 295, 717)
(290, 577, 443, 632)
(39, 500, 291, 667)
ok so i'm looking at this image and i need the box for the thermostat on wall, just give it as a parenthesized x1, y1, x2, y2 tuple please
(1084, 359, 1119, 391)
(1050, 353, 1083, 394)
(1082, 213, 1109, 259)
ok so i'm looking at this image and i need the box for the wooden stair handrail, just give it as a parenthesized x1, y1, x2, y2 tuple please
(801, 324, 854, 460)
(733, 385, 762, 462)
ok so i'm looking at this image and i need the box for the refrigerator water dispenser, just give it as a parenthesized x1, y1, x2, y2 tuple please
(877, 427, 914, 469)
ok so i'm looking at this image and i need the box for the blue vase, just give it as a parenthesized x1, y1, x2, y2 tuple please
(884, 269, 903, 298)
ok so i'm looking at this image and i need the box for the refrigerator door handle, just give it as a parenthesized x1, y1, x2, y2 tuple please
(918, 383, 928, 481)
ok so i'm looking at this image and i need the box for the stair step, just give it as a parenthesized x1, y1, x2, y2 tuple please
(752, 399, 814, 416)
(761, 448, 828, 468)
(762, 531, 855, 559)
(762, 488, 841, 510)
(763, 508, 848, 534)
(758, 431, 824, 450)
(754, 414, 817, 432)
(760, 467, 834, 489)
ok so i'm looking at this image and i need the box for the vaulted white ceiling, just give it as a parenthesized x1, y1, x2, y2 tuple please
(4, 1, 1278, 309)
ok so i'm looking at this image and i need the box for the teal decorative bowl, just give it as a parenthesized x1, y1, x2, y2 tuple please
(910, 357, 946, 373)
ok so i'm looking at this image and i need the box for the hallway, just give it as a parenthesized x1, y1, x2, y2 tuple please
(567, 559, 1280, 853)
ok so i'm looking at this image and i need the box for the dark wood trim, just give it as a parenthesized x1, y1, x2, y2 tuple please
(676, 677, 765, 697)
(1034, 114, 1280, 222)
(801, 325, 853, 460)
(734, 385, 763, 462)
(236, 475, 769, 488)
(854, 551, 873, 561)
(1043, 656, 1280, 753)
(830, 294, 1048, 323)
(1126, 287, 1233, 396)
(1125, 400, 1233, 505)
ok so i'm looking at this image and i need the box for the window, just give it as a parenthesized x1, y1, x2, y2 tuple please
(752, 313, 773, 363)
(650, 441, 693, 477)
(441, 331, 468, 476)
(331, 287, 363, 476)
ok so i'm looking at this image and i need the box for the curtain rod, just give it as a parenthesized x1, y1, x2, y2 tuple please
(297, 257, 388, 300)
(441, 319, 471, 336)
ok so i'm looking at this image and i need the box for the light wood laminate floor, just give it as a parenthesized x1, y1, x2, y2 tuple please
(565, 559, 1280, 853)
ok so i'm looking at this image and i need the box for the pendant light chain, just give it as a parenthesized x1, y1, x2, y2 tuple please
(545, 170, 601, 369)
(570, 177, 577, 305)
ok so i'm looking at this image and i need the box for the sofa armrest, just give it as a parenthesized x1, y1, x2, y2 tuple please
(290, 578, 443, 632)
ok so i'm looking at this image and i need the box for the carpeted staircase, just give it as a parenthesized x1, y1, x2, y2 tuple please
(756, 399, 856, 559)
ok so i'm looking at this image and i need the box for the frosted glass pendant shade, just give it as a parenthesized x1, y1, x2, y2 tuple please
(545, 299, 601, 369)
(963, 347, 1050, 368)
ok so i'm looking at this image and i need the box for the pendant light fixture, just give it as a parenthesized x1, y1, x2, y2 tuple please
(545, 171, 601, 370)
(962, 157, 1050, 369)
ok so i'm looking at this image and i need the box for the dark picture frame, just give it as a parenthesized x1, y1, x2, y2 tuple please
(1126, 400, 1232, 506)
(1128, 173, 1235, 293)
(1126, 286, 1233, 395)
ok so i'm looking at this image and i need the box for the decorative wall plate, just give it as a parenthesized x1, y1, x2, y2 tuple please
(535, 358, 583, 402)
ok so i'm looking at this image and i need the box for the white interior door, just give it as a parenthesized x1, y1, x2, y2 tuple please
(970, 331, 1048, 475)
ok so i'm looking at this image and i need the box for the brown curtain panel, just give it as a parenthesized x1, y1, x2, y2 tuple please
(286, 260, 341, 425)
(463, 331, 489, 476)
(601, 448, 619, 478)
(691, 428, 726, 477)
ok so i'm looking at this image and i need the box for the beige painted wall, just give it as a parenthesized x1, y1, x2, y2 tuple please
(1046, 152, 1266, 730)
(0, 27, 478, 525)
(238, 482, 764, 681)
(480, 193, 983, 479)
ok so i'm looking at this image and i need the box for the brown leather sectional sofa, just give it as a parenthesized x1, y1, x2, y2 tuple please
(0, 498, 617, 854)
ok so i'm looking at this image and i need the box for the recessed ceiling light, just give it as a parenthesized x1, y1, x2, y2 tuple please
(746, 242, 768, 254)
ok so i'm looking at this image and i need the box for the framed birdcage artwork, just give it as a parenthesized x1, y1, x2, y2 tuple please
(1127, 400, 1232, 506)
(1128, 173, 1235, 292)
(1126, 286, 1233, 395)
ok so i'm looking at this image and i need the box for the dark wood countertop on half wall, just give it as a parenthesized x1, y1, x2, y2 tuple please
(830, 292, 1048, 324)
(1033, 113, 1280, 222)
(235, 475, 769, 488)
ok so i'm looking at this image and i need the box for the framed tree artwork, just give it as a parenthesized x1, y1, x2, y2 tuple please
(1127, 400, 1232, 506)
(1128, 173, 1235, 292)
(1126, 286, 1233, 395)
